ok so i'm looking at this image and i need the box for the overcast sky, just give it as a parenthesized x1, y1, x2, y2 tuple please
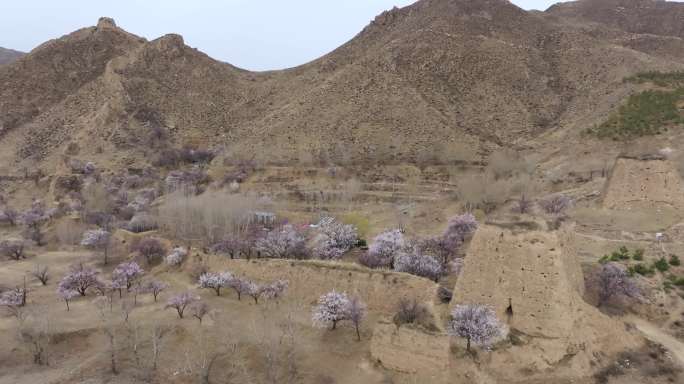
(3, 1, 573, 70)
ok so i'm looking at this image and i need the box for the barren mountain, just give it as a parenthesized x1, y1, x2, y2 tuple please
(547, 0, 684, 38)
(1, 0, 684, 173)
(0, 47, 24, 66)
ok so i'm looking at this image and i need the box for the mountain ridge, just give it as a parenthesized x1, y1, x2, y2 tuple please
(0, 47, 24, 66)
(1, 1, 684, 173)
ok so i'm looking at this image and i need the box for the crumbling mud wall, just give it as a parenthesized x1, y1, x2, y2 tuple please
(451, 222, 639, 374)
(603, 158, 684, 210)
(370, 320, 449, 381)
(203, 256, 439, 315)
(452, 223, 585, 338)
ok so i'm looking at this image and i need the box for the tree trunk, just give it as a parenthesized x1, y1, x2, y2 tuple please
(200, 354, 220, 384)
(65, 300, 70, 311)
(466, 337, 471, 352)
(355, 325, 361, 341)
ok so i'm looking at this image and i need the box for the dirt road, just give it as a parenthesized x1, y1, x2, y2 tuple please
(628, 317, 684, 366)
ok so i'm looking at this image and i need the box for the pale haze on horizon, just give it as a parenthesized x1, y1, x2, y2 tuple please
(0, 0, 634, 70)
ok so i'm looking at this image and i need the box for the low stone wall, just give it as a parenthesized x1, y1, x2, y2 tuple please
(203, 256, 439, 315)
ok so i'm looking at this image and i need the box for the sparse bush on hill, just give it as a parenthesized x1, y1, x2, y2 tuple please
(627, 263, 654, 277)
(393, 298, 432, 329)
(539, 194, 572, 215)
(653, 257, 670, 273)
(438, 286, 453, 303)
(32, 265, 49, 286)
(512, 193, 533, 214)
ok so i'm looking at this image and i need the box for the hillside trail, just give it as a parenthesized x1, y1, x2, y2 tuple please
(626, 316, 684, 366)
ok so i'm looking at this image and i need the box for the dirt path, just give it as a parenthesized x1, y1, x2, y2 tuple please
(627, 317, 684, 366)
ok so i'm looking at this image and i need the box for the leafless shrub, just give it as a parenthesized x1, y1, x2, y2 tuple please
(32, 265, 49, 285)
(437, 286, 453, 303)
(539, 194, 572, 215)
(512, 193, 533, 214)
(393, 298, 434, 330)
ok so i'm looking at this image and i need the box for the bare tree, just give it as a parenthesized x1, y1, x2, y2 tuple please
(0, 239, 26, 260)
(16, 306, 52, 365)
(93, 296, 119, 374)
(191, 301, 210, 324)
(345, 296, 366, 341)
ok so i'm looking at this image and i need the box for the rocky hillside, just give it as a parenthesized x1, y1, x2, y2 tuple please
(0, 47, 24, 66)
(1, 0, 684, 173)
(547, 0, 684, 38)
